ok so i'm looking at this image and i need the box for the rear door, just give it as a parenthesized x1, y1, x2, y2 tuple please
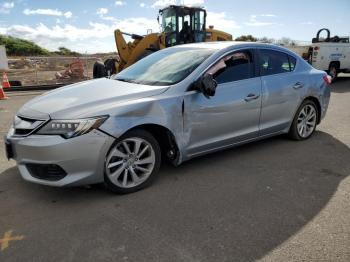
(184, 49, 262, 157)
(258, 49, 302, 135)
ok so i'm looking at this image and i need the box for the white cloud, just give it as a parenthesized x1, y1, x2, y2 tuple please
(115, 1, 126, 6)
(0, 17, 159, 53)
(96, 7, 118, 21)
(140, 3, 145, 8)
(23, 8, 62, 16)
(300, 21, 314, 25)
(152, 0, 175, 9)
(207, 11, 240, 31)
(96, 7, 108, 15)
(101, 16, 118, 21)
(23, 8, 73, 18)
(260, 14, 276, 17)
(64, 11, 72, 18)
(183, 0, 204, 6)
(245, 14, 277, 27)
(0, 2, 14, 14)
(3, 1, 13, 7)
(152, 0, 204, 8)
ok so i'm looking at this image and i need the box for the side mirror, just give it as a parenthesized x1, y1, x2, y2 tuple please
(196, 74, 218, 99)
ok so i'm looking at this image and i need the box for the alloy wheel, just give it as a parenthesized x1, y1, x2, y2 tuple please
(105, 137, 156, 188)
(297, 104, 317, 138)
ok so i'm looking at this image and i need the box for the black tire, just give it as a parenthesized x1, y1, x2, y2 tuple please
(104, 129, 161, 194)
(328, 62, 339, 81)
(104, 58, 117, 75)
(288, 100, 318, 141)
(9, 80, 22, 87)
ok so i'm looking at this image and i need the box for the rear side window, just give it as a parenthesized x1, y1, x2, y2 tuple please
(207, 49, 255, 84)
(259, 49, 296, 76)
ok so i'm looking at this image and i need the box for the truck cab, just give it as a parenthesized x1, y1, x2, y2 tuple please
(159, 5, 206, 47)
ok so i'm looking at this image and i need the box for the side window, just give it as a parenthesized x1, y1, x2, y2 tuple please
(259, 49, 293, 76)
(288, 55, 296, 71)
(207, 50, 255, 84)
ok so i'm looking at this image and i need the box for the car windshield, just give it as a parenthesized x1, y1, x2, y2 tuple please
(114, 48, 214, 86)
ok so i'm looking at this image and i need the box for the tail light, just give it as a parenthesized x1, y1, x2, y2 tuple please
(314, 46, 320, 51)
(323, 74, 332, 85)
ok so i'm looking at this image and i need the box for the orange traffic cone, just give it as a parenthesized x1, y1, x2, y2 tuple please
(0, 84, 8, 100)
(2, 72, 10, 88)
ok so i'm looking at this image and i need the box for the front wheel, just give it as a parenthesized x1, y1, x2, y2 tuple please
(289, 100, 318, 140)
(104, 129, 161, 194)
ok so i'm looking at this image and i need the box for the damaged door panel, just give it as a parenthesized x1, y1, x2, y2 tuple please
(184, 77, 262, 157)
(183, 48, 262, 158)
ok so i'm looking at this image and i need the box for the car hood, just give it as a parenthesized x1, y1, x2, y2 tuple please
(18, 78, 169, 119)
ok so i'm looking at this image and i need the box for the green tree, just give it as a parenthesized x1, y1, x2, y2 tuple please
(277, 37, 297, 46)
(0, 35, 50, 56)
(235, 35, 258, 42)
(258, 37, 275, 43)
(54, 46, 81, 56)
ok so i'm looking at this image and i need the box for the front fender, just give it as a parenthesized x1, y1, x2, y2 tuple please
(98, 95, 186, 162)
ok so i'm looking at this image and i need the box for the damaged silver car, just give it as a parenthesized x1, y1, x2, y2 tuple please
(5, 42, 331, 193)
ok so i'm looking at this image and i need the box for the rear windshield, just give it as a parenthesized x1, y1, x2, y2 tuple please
(114, 48, 214, 86)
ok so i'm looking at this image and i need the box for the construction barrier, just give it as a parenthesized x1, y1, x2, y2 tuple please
(0, 84, 8, 100)
(2, 72, 10, 88)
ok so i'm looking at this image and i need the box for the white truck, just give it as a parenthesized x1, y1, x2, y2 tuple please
(308, 28, 350, 80)
(290, 29, 350, 80)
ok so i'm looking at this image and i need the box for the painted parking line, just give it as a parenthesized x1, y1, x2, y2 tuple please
(0, 230, 24, 251)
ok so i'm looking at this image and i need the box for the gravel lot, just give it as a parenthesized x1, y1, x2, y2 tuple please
(0, 76, 349, 262)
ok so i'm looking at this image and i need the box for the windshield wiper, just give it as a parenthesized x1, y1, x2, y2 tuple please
(115, 78, 134, 83)
(116, 78, 144, 84)
(116, 78, 171, 86)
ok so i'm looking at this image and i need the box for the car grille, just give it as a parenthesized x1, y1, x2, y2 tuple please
(26, 164, 67, 181)
(13, 115, 46, 137)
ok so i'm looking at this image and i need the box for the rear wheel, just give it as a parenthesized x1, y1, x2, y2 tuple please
(328, 62, 339, 81)
(289, 100, 318, 140)
(104, 129, 161, 194)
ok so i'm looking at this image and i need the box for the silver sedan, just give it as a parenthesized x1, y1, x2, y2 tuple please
(5, 42, 331, 194)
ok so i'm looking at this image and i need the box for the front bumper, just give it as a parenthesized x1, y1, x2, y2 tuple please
(5, 127, 115, 187)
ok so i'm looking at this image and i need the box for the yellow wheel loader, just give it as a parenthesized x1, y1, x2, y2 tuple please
(114, 5, 232, 73)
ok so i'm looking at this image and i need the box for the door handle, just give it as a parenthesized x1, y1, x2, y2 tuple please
(293, 82, 304, 89)
(244, 93, 260, 102)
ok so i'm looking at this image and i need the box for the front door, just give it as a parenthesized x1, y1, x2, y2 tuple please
(184, 49, 262, 157)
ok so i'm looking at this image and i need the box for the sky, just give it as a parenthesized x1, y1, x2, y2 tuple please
(0, 0, 349, 53)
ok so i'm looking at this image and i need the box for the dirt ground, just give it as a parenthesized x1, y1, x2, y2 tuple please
(6, 55, 115, 86)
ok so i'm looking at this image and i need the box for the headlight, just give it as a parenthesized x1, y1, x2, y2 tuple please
(36, 116, 108, 139)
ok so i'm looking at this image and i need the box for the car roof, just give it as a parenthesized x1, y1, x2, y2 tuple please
(172, 41, 297, 56)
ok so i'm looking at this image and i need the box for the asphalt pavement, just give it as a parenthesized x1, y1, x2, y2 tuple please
(0, 77, 349, 262)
